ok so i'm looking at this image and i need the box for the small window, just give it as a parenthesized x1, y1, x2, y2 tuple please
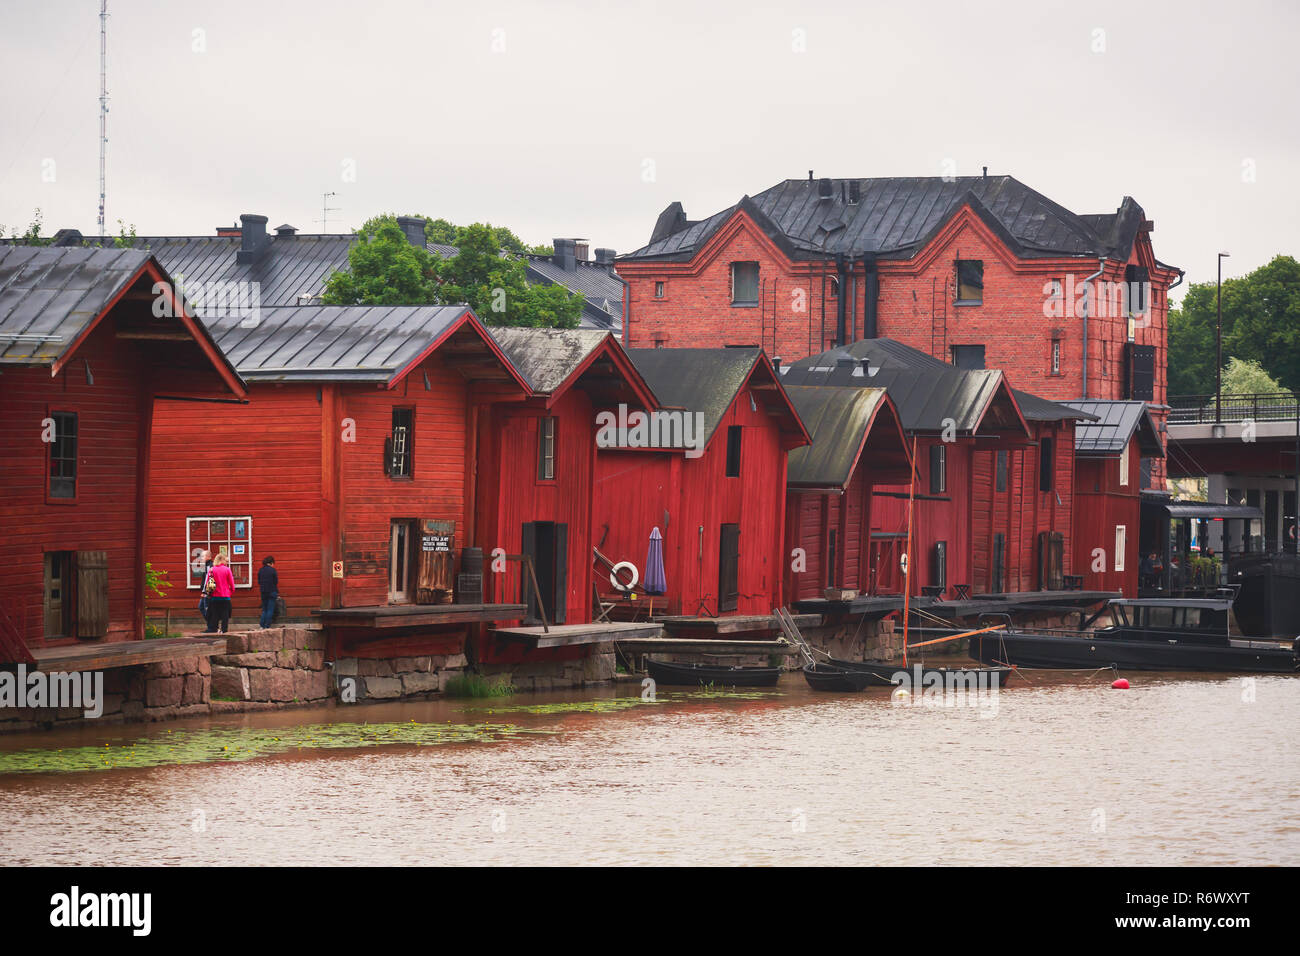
(186, 516, 254, 589)
(48, 411, 77, 499)
(725, 425, 742, 477)
(538, 416, 556, 480)
(1051, 339, 1061, 375)
(1139, 457, 1152, 490)
(387, 408, 414, 477)
(995, 450, 1008, 493)
(929, 444, 946, 495)
(1115, 526, 1126, 572)
(731, 262, 759, 305)
(827, 529, 839, 588)
(654, 281, 665, 299)
(1039, 437, 1054, 492)
(951, 345, 985, 370)
(956, 260, 983, 304)
(1119, 441, 1130, 487)
(1125, 265, 1149, 316)
(828, 277, 839, 299)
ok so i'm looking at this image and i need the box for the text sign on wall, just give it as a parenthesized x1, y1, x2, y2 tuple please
(422, 535, 451, 553)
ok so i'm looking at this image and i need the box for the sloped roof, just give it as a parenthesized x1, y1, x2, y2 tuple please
(8, 230, 620, 331)
(626, 347, 809, 449)
(1013, 388, 1099, 423)
(489, 327, 612, 393)
(206, 303, 497, 385)
(780, 338, 1020, 434)
(0, 245, 155, 364)
(1064, 400, 1165, 457)
(785, 386, 908, 488)
(623, 176, 1162, 266)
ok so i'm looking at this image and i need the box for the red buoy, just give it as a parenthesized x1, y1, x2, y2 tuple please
(1111, 678, 1130, 689)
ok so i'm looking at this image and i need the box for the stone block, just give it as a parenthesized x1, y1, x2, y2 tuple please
(223, 633, 253, 654)
(248, 667, 296, 702)
(181, 673, 209, 706)
(362, 676, 402, 699)
(144, 660, 173, 679)
(211, 666, 250, 701)
(297, 649, 326, 671)
(333, 658, 358, 676)
(358, 659, 392, 677)
(301, 629, 327, 650)
(582, 652, 616, 683)
(145, 676, 184, 709)
(401, 671, 441, 695)
(275, 648, 298, 668)
(249, 631, 283, 652)
(293, 668, 331, 701)
(443, 653, 468, 670)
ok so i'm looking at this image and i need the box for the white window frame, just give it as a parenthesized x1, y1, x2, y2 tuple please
(187, 516, 254, 589)
(1115, 526, 1126, 572)
(1119, 441, 1130, 486)
(1051, 339, 1061, 375)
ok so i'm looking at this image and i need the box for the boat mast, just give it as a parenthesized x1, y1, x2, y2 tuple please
(902, 436, 917, 666)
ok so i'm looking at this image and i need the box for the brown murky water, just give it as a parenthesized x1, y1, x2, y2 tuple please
(1, 671, 1296, 866)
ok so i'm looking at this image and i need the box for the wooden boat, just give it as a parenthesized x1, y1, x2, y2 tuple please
(801, 661, 889, 692)
(645, 657, 782, 687)
(968, 597, 1300, 673)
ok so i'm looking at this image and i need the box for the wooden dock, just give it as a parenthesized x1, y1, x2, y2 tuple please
(493, 621, 662, 648)
(318, 603, 527, 629)
(27, 635, 229, 672)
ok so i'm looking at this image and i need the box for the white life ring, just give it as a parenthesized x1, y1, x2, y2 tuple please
(610, 561, 639, 592)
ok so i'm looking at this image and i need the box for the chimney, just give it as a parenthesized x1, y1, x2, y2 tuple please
(553, 238, 577, 272)
(573, 240, 590, 262)
(594, 248, 616, 267)
(860, 357, 871, 375)
(982, 166, 988, 179)
(848, 181, 860, 205)
(396, 216, 427, 249)
(52, 228, 84, 246)
(808, 170, 814, 183)
(772, 356, 782, 374)
(216, 222, 240, 237)
(236, 214, 270, 264)
(275, 223, 298, 236)
(818, 178, 833, 199)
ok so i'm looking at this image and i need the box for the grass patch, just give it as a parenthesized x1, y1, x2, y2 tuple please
(443, 674, 515, 698)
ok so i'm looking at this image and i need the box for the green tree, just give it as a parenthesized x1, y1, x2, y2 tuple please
(320, 219, 441, 305)
(435, 223, 581, 328)
(1221, 357, 1291, 396)
(1168, 255, 1300, 396)
(3, 208, 50, 245)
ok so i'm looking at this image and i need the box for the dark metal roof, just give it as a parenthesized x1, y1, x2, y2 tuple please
(1159, 502, 1262, 520)
(0, 245, 154, 364)
(626, 348, 765, 446)
(488, 327, 612, 394)
(624, 176, 1156, 264)
(8, 232, 621, 332)
(1065, 400, 1165, 457)
(784, 386, 891, 488)
(1013, 389, 1098, 422)
(207, 303, 473, 382)
(780, 338, 1010, 433)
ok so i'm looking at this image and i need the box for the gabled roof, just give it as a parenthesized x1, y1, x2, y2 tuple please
(626, 347, 810, 450)
(488, 326, 657, 409)
(0, 245, 245, 395)
(623, 176, 1166, 267)
(780, 338, 1028, 436)
(1013, 389, 1099, 423)
(207, 303, 528, 391)
(1064, 400, 1165, 457)
(784, 385, 911, 489)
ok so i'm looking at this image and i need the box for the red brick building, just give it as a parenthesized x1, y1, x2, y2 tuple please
(616, 175, 1181, 487)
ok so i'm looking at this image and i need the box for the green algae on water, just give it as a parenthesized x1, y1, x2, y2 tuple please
(0, 720, 554, 776)
(466, 688, 779, 716)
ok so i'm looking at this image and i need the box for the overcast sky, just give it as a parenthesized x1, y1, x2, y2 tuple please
(1, 0, 1295, 289)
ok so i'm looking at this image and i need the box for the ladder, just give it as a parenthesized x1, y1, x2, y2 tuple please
(930, 275, 950, 360)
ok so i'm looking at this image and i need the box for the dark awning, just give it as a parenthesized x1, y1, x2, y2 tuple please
(1161, 502, 1262, 520)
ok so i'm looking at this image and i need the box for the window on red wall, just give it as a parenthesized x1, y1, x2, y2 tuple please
(996, 450, 1008, 493)
(956, 260, 983, 304)
(731, 262, 759, 305)
(1039, 437, 1054, 492)
(538, 417, 556, 480)
(48, 411, 78, 499)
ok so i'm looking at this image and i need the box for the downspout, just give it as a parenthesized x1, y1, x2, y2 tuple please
(863, 254, 879, 339)
(614, 269, 629, 348)
(1081, 257, 1107, 400)
(835, 254, 848, 346)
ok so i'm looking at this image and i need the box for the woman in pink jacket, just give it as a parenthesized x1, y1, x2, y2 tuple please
(206, 553, 237, 634)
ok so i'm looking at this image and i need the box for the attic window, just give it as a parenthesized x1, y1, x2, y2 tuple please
(725, 426, 742, 477)
(956, 260, 983, 304)
(731, 262, 759, 306)
(386, 408, 414, 478)
(828, 277, 839, 299)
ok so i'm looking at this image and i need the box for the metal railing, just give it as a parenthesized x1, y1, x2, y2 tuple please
(1167, 392, 1299, 425)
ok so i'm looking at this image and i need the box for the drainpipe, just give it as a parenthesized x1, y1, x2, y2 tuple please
(863, 254, 879, 339)
(1081, 257, 1107, 400)
(835, 254, 848, 346)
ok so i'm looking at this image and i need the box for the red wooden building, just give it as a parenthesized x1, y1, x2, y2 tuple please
(593, 348, 809, 617)
(0, 246, 245, 654)
(781, 339, 1092, 598)
(144, 303, 534, 657)
(616, 175, 1180, 488)
(473, 327, 659, 663)
(1064, 401, 1165, 595)
(781, 385, 911, 601)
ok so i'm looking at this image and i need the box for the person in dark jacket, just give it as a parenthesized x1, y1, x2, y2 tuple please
(258, 555, 279, 629)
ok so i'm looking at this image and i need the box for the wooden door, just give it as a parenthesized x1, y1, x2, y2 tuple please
(718, 523, 740, 612)
(75, 550, 108, 639)
(389, 521, 414, 603)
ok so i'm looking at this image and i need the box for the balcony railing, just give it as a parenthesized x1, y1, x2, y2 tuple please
(1167, 392, 1299, 425)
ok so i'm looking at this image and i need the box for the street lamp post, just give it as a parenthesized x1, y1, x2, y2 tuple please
(1216, 251, 1230, 423)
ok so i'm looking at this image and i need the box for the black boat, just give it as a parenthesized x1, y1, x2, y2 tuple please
(801, 661, 890, 692)
(1230, 553, 1300, 638)
(968, 597, 1300, 673)
(645, 658, 782, 687)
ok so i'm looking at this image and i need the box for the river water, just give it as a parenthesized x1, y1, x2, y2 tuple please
(1, 671, 1296, 866)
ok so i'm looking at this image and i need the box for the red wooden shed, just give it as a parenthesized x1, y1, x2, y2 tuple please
(0, 246, 245, 655)
(593, 348, 810, 617)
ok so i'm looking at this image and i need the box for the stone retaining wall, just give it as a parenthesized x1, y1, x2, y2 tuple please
(478, 650, 617, 691)
(209, 626, 332, 710)
(332, 653, 469, 701)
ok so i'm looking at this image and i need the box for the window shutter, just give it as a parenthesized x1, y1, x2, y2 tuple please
(520, 522, 537, 618)
(76, 550, 109, 638)
(718, 524, 740, 612)
(383, 436, 393, 476)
